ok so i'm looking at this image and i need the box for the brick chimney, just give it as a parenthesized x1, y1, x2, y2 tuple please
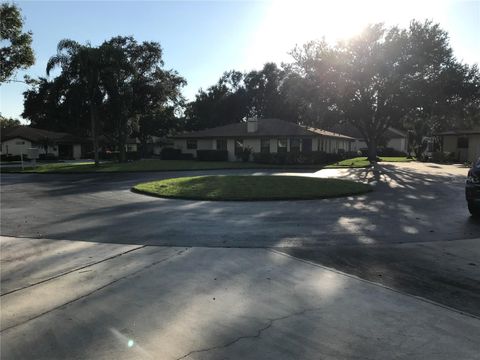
(247, 118, 258, 133)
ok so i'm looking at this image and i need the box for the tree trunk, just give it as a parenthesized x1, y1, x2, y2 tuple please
(119, 139, 126, 163)
(367, 139, 378, 164)
(90, 102, 99, 166)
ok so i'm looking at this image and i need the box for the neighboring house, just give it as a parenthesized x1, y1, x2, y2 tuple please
(1, 127, 88, 159)
(146, 136, 173, 156)
(330, 127, 408, 153)
(438, 129, 480, 163)
(171, 118, 355, 161)
(126, 137, 140, 153)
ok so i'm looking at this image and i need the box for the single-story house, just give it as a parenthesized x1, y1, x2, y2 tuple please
(171, 118, 355, 161)
(1, 127, 88, 159)
(438, 129, 480, 163)
(328, 126, 408, 153)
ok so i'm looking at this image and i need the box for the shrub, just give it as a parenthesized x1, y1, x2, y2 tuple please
(377, 147, 407, 157)
(252, 151, 343, 165)
(1, 154, 25, 162)
(430, 151, 456, 163)
(160, 147, 182, 160)
(197, 150, 228, 161)
(126, 152, 140, 161)
(236, 147, 252, 162)
(39, 153, 58, 161)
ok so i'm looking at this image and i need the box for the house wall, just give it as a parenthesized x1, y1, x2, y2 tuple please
(172, 136, 354, 161)
(1, 138, 59, 157)
(227, 139, 236, 161)
(442, 134, 480, 163)
(468, 136, 480, 162)
(387, 138, 407, 153)
(244, 138, 260, 153)
(442, 135, 457, 153)
(73, 144, 82, 160)
(352, 138, 407, 153)
(269, 138, 278, 153)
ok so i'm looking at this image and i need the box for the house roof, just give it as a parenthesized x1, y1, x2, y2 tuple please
(172, 119, 355, 140)
(325, 125, 407, 140)
(1, 126, 87, 144)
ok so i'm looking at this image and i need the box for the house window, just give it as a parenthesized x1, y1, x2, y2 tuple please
(16, 141, 25, 145)
(302, 138, 312, 152)
(277, 138, 287, 153)
(290, 137, 301, 152)
(260, 138, 270, 153)
(458, 137, 469, 149)
(235, 139, 243, 155)
(187, 139, 197, 149)
(216, 139, 227, 151)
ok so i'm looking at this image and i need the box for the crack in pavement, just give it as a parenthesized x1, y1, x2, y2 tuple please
(175, 307, 322, 360)
(0, 243, 147, 297)
(0, 248, 189, 333)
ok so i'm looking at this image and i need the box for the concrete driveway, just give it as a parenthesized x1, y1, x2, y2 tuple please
(1, 162, 480, 359)
(1, 236, 479, 360)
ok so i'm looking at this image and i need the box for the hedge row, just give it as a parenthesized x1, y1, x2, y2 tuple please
(357, 147, 407, 157)
(252, 151, 356, 165)
(197, 150, 228, 161)
(160, 148, 194, 160)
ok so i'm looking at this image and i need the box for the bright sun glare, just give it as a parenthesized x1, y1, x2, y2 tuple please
(246, 0, 443, 68)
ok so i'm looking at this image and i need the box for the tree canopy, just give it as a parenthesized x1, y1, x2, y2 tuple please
(0, 114, 21, 129)
(23, 36, 186, 163)
(288, 21, 480, 161)
(0, 3, 34, 83)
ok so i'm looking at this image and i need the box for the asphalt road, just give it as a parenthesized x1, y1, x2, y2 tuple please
(1, 162, 480, 315)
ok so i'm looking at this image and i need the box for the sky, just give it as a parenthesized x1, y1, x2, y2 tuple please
(1, 0, 479, 122)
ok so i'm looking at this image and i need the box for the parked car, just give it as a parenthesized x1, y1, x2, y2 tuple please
(466, 158, 480, 216)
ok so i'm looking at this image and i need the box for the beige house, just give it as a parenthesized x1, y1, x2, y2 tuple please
(1, 127, 87, 159)
(439, 129, 480, 163)
(172, 118, 355, 161)
(341, 127, 408, 153)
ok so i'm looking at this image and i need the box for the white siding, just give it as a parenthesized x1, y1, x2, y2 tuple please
(227, 139, 236, 161)
(1, 138, 32, 156)
(1, 138, 59, 157)
(270, 138, 278, 153)
(73, 144, 82, 159)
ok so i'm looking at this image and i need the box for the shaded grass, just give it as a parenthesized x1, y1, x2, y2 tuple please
(132, 175, 372, 201)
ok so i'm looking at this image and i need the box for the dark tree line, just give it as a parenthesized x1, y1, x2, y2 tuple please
(23, 36, 186, 164)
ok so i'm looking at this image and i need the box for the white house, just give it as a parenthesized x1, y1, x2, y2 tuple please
(1, 127, 88, 159)
(171, 118, 355, 161)
(349, 128, 408, 153)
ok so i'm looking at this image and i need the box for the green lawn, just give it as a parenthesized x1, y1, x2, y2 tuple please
(1, 156, 414, 173)
(0, 160, 276, 173)
(0, 159, 324, 173)
(326, 156, 413, 168)
(132, 175, 372, 201)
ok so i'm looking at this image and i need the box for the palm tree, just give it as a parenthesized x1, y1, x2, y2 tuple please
(47, 39, 102, 166)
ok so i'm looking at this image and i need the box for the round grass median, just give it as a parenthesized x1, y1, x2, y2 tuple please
(132, 175, 372, 201)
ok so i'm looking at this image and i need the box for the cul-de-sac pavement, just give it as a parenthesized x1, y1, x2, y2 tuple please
(1, 162, 480, 359)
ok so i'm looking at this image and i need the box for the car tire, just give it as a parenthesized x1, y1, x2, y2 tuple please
(468, 201, 480, 217)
